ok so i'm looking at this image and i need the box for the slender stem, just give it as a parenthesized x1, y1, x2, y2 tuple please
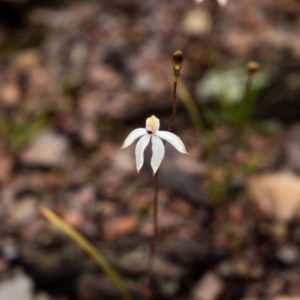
(241, 74, 254, 127)
(238, 65, 258, 128)
(147, 172, 159, 300)
(168, 81, 177, 132)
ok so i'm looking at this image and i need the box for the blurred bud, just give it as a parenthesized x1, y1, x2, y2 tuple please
(247, 60, 260, 75)
(172, 50, 183, 82)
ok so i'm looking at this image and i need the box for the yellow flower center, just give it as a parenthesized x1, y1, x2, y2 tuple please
(146, 115, 160, 133)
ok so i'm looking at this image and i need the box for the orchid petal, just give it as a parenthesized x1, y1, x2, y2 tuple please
(121, 128, 145, 149)
(151, 135, 165, 174)
(156, 131, 188, 154)
(135, 134, 151, 172)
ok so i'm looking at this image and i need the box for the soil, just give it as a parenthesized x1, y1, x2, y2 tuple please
(0, 0, 300, 300)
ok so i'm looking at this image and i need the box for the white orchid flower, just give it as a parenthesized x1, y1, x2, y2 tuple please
(121, 115, 188, 174)
(195, 0, 227, 6)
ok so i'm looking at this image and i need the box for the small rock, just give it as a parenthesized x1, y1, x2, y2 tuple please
(0, 82, 20, 106)
(132, 72, 153, 92)
(62, 209, 85, 229)
(73, 184, 96, 205)
(21, 131, 69, 168)
(112, 146, 135, 174)
(217, 259, 264, 279)
(0, 271, 33, 300)
(181, 8, 212, 36)
(8, 197, 37, 226)
(1, 239, 18, 261)
(79, 121, 98, 147)
(192, 272, 224, 300)
(247, 172, 300, 222)
(117, 249, 183, 279)
(102, 216, 138, 241)
(276, 245, 299, 266)
(13, 49, 40, 70)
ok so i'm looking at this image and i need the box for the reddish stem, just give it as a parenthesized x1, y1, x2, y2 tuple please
(146, 172, 159, 300)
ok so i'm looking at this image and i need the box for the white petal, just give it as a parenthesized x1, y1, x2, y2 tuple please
(121, 128, 145, 149)
(135, 134, 151, 172)
(217, 0, 227, 5)
(156, 131, 188, 154)
(150, 135, 165, 174)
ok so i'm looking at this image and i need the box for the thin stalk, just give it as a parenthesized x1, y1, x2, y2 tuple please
(237, 61, 260, 128)
(168, 81, 177, 131)
(177, 82, 202, 132)
(223, 62, 260, 201)
(146, 172, 159, 300)
(238, 74, 253, 127)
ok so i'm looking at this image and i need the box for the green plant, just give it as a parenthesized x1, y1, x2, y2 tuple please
(196, 62, 267, 128)
(0, 110, 48, 151)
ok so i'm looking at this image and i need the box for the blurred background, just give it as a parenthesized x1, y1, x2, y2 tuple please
(1, 0, 300, 299)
